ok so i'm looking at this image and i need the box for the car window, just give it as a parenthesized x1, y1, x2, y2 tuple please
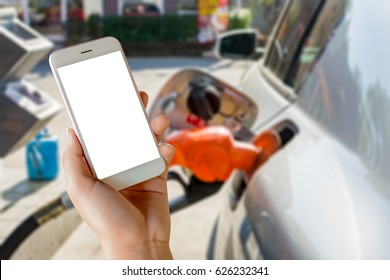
(294, 0, 349, 89)
(265, 0, 323, 86)
(297, 1, 390, 183)
(249, 0, 287, 47)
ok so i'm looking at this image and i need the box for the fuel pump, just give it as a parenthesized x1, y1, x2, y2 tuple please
(0, 7, 61, 158)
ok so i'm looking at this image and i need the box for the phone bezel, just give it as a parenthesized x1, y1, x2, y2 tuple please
(49, 37, 166, 190)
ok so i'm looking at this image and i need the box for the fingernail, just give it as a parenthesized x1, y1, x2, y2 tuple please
(164, 142, 175, 150)
(162, 143, 176, 160)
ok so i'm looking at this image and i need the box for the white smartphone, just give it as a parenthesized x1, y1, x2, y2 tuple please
(49, 37, 165, 190)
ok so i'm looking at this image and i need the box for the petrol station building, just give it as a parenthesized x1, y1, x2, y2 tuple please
(1, 0, 196, 25)
(0, 1, 252, 25)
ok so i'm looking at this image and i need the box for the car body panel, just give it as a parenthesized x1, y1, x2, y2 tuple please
(211, 0, 390, 259)
(244, 107, 390, 259)
(239, 63, 291, 130)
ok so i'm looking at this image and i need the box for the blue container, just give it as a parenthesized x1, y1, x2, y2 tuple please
(26, 129, 59, 181)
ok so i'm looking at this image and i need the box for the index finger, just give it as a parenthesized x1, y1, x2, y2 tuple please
(139, 90, 149, 108)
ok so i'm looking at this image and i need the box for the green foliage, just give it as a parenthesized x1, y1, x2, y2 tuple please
(87, 14, 102, 39)
(255, 0, 275, 5)
(87, 15, 198, 43)
(229, 8, 252, 30)
(64, 18, 86, 45)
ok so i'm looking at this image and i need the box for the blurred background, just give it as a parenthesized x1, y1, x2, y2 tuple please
(4, 0, 388, 261)
(0, 0, 273, 259)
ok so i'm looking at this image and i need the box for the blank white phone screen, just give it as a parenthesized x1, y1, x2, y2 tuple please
(57, 51, 160, 180)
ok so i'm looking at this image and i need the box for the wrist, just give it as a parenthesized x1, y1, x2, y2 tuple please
(101, 240, 173, 260)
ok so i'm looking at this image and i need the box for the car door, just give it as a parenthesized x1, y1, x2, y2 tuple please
(215, 0, 390, 259)
(212, 0, 390, 260)
(211, 0, 325, 259)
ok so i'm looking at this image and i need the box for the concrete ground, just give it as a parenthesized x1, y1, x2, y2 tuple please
(0, 56, 252, 260)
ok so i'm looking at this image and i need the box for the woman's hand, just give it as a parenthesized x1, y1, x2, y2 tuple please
(63, 91, 175, 259)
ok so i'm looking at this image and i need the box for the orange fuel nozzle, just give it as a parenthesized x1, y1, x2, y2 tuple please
(166, 126, 282, 183)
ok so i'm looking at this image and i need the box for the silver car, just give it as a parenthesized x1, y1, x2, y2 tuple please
(208, 0, 390, 259)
